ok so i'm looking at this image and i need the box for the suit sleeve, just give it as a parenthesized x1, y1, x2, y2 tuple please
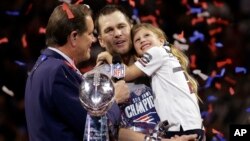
(107, 102, 121, 125)
(51, 65, 87, 138)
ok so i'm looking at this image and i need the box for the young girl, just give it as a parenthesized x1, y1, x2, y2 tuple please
(97, 23, 204, 140)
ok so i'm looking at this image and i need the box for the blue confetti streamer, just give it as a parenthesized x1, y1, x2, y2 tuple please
(189, 30, 205, 43)
(5, 10, 20, 16)
(235, 67, 247, 74)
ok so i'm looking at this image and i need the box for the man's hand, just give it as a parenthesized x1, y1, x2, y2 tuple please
(114, 80, 130, 104)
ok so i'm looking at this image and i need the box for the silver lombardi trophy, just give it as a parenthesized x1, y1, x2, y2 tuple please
(79, 71, 115, 141)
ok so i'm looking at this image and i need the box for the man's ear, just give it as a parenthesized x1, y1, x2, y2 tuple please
(70, 31, 78, 46)
(98, 35, 106, 49)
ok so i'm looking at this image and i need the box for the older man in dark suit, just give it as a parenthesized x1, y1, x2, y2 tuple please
(25, 3, 129, 141)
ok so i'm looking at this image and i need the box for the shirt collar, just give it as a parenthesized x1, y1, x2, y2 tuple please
(48, 47, 75, 66)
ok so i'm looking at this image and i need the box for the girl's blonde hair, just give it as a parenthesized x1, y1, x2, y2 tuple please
(131, 23, 202, 102)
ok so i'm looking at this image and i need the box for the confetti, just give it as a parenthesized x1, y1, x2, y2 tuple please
(190, 55, 197, 69)
(173, 31, 186, 43)
(5, 10, 20, 16)
(189, 30, 205, 43)
(207, 17, 217, 25)
(224, 76, 236, 85)
(235, 67, 247, 74)
(62, 3, 75, 19)
(140, 0, 145, 5)
(215, 68, 226, 78)
(197, 11, 210, 17)
(207, 95, 218, 102)
(229, 87, 235, 95)
(215, 82, 221, 89)
(193, 69, 209, 80)
(173, 40, 189, 51)
(209, 27, 222, 36)
(215, 42, 223, 48)
(213, 0, 224, 7)
(129, 0, 136, 7)
(39, 27, 46, 34)
(190, 7, 202, 14)
(22, 34, 28, 48)
(246, 108, 250, 113)
(0, 37, 9, 44)
(191, 17, 204, 25)
(212, 128, 224, 137)
(204, 77, 214, 88)
(216, 59, 232, 68)
(2, 85, 14, 97)
(15, 60, 26, 67)
(74, 0, 83, 5)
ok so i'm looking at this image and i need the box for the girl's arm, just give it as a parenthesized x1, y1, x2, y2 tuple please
(96, 51, 145, 81)
(119, 128, 197, 141)
(124, 64, 145, 81)
(96, 51, 113, 66)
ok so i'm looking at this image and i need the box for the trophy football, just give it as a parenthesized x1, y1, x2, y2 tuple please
(79, 71, 115, 141)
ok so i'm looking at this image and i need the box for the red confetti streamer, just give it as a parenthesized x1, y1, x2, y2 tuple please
(193, 1, 208, 9)
(74, 0, 83, 5)
(22, 34, 27, 48)
(200, 2, 208, 9)
(208, 104, 213, 113)
(207, 17, 229, 25)
(0, 37, 9, 44)
(213, 0, 224, 7)
(224, 76, 236, 85)
(129, 0, 135, 7)
(193, 0, 199, 4)
(229, 87, 235, 95)
(155, 9, 160, 16)
(181, 0, 188, 6)
(140, 0, 145, 5)
(39, 27, 46, 34)
(209, 27, 222, 36)
(209, 37, 217, 53)
(217, 18, 229, 25)
(211, 70, 217, 77)
(178, 31, 184, 39)
(190, 54, 197, 69)
(62, 3, 75, 19)
(216, 58, 232, 68)
(207, 17, 217, 25)
(173, 32, 186, 43)
(191, 17, 204, 26)
(215, 82, 221, 90)
(25, 3, 33, 15)
(156, 0, 162, 5)
(212, 128, 224, 137)
(106, 0, 112, 3)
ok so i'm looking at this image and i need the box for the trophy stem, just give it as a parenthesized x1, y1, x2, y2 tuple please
(83, 114, 109, 141)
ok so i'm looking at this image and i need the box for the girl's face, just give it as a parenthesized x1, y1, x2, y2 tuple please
(133, 28, 164, 56)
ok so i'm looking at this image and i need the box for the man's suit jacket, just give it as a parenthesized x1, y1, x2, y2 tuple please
(25, 48, 120, 141)
(25, 49, 120, 141)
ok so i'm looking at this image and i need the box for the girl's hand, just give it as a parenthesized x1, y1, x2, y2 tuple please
(96, 51, 113, 66)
